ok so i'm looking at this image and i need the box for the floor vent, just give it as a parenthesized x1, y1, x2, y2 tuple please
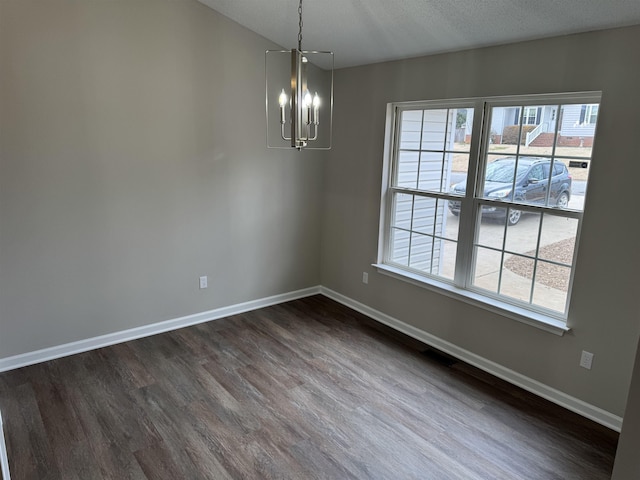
(421, 348, 458, 367)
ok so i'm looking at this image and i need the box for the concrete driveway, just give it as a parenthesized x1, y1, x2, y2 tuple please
(439, 195, 583, 313)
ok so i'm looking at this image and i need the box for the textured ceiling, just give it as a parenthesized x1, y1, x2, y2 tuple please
(197, 0, 640, 68)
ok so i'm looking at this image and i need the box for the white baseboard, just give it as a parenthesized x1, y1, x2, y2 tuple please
(320, 287, 623, 432)
(0, 284, 622, 433)
(0, 286, 321, 373)
(0, 410, 10, 480)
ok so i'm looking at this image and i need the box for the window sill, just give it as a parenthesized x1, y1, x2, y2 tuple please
(373, 264, 569, 336)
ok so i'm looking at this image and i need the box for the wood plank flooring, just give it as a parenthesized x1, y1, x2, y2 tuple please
(0, 295, 618, 479)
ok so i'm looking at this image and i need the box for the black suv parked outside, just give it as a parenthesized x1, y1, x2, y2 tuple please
(448, 157, 572, 226)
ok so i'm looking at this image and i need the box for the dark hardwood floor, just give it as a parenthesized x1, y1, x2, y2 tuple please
(0, 295, 618, 479)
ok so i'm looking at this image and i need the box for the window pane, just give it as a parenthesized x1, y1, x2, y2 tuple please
(390, 228, 410, 266)
(412, 196, 438, 235)
(484, 101, 597, 207)
(504, 212, 541, 253)
(434, 199, 446, 237)
(500, 254, 534, 303)
(408, 234, 453, 278)
(417, 150, 459, 194)
(397, 108, 473, 195)
(418, 151, 446, 192)
(517, 160, 554, 208)
(398, 110, 423, 150)
(443, 200, 460, 240)
(541, 159, 573, 209)
(477, 206, 507, 249)
(389, 192, 454, 282)
(453, 108, 473, 153)
(449, 153, 470, 194)
(539, 214, 578, 265)
(409, 232, 433, 272)
(480, 204, 524, 228)
(487, 107, 520, 155)
(481, 156, 520, 202)
(392, 193, 413, 230)
(472, 247, 502, 294)
(556, 157, 588, 211)
(586, 104, 599, 124)
(487, 105, 559, 156)
(421, 109, 450, 150)
(520, 105, 559, 157)
(532, 263, 571, 313)
(438, 240, 458, 281)
(473, 206, 577, 316)
(396, 151, 419, 188)
(557, 104, 597, 158)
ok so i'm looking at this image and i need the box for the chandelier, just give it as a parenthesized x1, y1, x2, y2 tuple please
(266, 0, 333, 150)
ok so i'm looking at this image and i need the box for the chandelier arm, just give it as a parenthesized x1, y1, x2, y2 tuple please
(308, 124, 318, 141)
(281, 122, 292, 141)
(298, 0, 303, 51)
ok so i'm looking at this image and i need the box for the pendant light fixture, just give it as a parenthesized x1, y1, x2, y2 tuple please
(266, 0, 333, 150)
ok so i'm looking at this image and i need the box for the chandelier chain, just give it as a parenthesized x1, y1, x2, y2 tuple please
(297, 0, 303, 51)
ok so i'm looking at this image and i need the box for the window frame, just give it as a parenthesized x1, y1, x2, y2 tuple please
(376, 92, 601, 335)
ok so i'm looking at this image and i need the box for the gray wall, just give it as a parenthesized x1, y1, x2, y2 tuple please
(0, 0, 324, 358)
(613, 329, 640, 479)
(322, 26, 640, 416)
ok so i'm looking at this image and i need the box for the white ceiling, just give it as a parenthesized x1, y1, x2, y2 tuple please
(198, 0, 640, 69)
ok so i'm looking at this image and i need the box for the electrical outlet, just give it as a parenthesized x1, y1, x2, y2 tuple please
(580, 350, 594, 370)
(199, 276, 208, 289)
(362, 272, 369, 284)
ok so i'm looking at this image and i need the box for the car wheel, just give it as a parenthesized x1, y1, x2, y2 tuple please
(507, 208, 521, 226)
(556, 192, 569, 208)
(450, 210, 459, 217)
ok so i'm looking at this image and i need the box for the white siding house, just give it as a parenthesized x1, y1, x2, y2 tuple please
(391, 109, 456, 274)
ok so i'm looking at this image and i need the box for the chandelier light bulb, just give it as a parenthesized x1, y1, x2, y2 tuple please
(278, 89, 288, 107)
(278, 89, 288, 124)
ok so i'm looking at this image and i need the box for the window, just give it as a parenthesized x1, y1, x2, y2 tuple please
(384, 106, 471, 281)
(521, 106, 541, 125)
(585, 104, 599, 125)
(579, 104, 599, 125)
(377, 93, 600, 330)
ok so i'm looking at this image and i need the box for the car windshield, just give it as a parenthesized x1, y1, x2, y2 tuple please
(485, 160, 529, 183)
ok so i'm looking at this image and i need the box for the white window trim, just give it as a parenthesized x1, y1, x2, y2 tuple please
(377, 92, 601, 335)
(372, 263, 569, 335)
